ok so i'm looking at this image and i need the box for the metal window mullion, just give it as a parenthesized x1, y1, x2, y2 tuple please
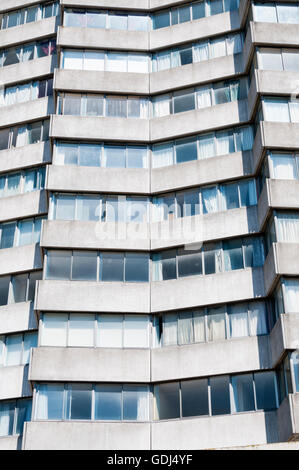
(179, 381, 183, 418)
(207, 378, 212, 416)
(252, 373, 258, 411)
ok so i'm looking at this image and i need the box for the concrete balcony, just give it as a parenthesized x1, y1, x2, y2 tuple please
(0, 302, 36, 336)
(270, 314, 299, 367)
(151, 206, 259, 250)
(151, 150, 253, 193)
(0, 55, 57, 87)
(35, 280, 151, 313)
(277, 394, 299, 443)
(0, 97, 54, 129)
(29, 347, 150, 383)
(0, 436, 22, 451)
(60, 0, 149, 10)
(0, 16, 57, 49)
(0, 244, 42, 277)
(150, 100, 249, 142)
(152, 411, 278, 449)
(46, 164, 150, 194)
(151, 267, 265, 312)
(22, 421, 151, 450)
(152, 335, 270, 382)
(40, 220, 151, 251)
(149, 10, 240, 50)
(57, 25, 149, 51)
(263, 243, 299, 295)
(54, 69, 149, 95)
(252, 122, 299, 174)
(0, 190, 47, 223)
(150, 54, 244, 95)
(0, 142, 51, 175)
(50, 115, 150, 142)
(258, 179, 299, 229)
(0, 365, 31, 400)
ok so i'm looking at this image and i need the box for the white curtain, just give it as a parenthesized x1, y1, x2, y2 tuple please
(276, 4, 299, 23)
(289, 102, 299, 123)
(207, 308, 226, 341)
(193, 311, 206, 342)
(123, 315, 149, 348)
(284, 280, 299, 313)
(22, 47, 33, 62)
(41, 313, 68, 347)
(16, 127, 28, 147)
(249, 302, 268, 336)
(106, 52, 127, 72)
(136, 387, 149, 420)
(140, 98, 149, 118)
(0, 336, 4, 366)
(163, 314, 178, 346)
(128, 53, 149, 73)
(253, 4, 277, 22)
(153, 95, 170, 117)
(35, 386, 49, 420)
(202, 187, 218, 213)
(154, 51, 171, 71)
(152, 143, 174, 168)
(229, 304, 249, 338)
(5, 86, 17, 106)
(193, 41, 209, 62)
(171, 50, 180, 68)
(236, 126, 254, 151)
(226, 33, 243, 55)
(270, 153, 296, 179)
(18, 83, 31, 103)
(210, 37, 227, 59)
(84, 51, 104, 71)
(63, 50, 83, 70)
(197, 86, 212, 109)
(68, 314, 94, 347)
(178, 313, 193, 344)
(217, 131, 233, 155)
(276, 214, 299, 242)
(263, 99, 290, 122)
(198, 133, 215, 159)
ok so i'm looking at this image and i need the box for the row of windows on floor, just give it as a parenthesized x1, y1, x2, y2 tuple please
(252, 2, 299, 24)
(0, 2, 59, 29)
(57, 78, 248, 119)
(49, 179, 257, 223)
(0, 271, 41, 307)
(256, 48, 299, 72)
(63, 0, 239, 31)
(26, 365, 299, 424)
(0, 39, 56, 68)
(44, 237, 265, 284)
(273, 278, 299, 320)
(53, 125, 253, 168)
(0, 79, 53, 108)
(39, 301, 270, 350)
(0, 217, 45, 251)
(0, 301, 270, 367)
(0, 120, 49, 152)
(0, 168, 45, 199)
(259, 97, 299, 124)
(61, 32, 243, 74)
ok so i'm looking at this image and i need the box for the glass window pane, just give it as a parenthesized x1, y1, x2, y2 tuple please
(127, 146, 148, 169)
(123, 386, 149, 420)
(210, 375, 230, 415)
(41, 313, 68, 347)
(46, 250, 72, 280)
(232, 374, 255, 412)
(103, 146, 126, 168)
(97, 315, 123, 348)
(86, 11, 106, 28)
(79, 144, 101, 167)
(0, 128, 10, 151)
(0, 276, 10, 306)
(6, 335, 23, 366)
(0, 402, 15, 436)
(153, 10, 170, 29)
(223, 239, 244, 270)
(259, 49, 283, 70)
(175, 137, 198, 164)
(254, 371, 277, 410)
(177, 248, 202, 277)
(0, 223, 16, 249)
(100, 252, 124, 281)
(123, 315, 149, 348)
(86, 94, 103, 116)
(178, 312, 193, 345)
(68, 384, 92, 420)
(95, 384, 122, 420)
(22, 332, 37, 364)
(253, 3, 277, 22)
(11, 274, 28, 303)
(155, 382, 180, 420)
(282, 50, 299, 71)
(181, 379, 209, 417)
(207, 306, 226, 341)
(76, 196, 100, 221)
(18, 220, 33, 246)
(125, 253, 149, 282)
(228, 303, 249, 338)
(173, 89, 195, 114)
(36, 384, 64, 420)
(28, 271, 42, 302)
(68, 314, 94, 347)
(72, 251, 97, 281)
(55, 195, 75, 220)
(15, 399, 31, 435)
(263, 98, 290, 122)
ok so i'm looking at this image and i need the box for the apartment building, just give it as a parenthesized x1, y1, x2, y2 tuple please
(0, 0, 299, 450)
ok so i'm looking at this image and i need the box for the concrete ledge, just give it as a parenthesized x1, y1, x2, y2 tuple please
(151, 411, 278, 449)
(0, 244, 42, 277)
(54, 69, 149, 95)
(151, 268, 265, 312)
(35, 280, 151, 313)
(264, 243, 299, 295)
(22, 421, 151, 450)
(0, 365, 31, 400)
(0, 97, 54, 129)
(0, 302, 36, 335)
(29, 347, 151, 382)
(0, 142, 51, 175)
(0, 17, 57, 49)
(0, 190, 47, 223)
(50, 115, 150, 142)
(0, 436, 21, 451)
(151, 151, 253, 193)
(151, 335, 270, 382)
(0, 55, 57, 87)
(253, 22, 299, 48)
(41, 220, 151, 251)
(46, 165, 150, 194)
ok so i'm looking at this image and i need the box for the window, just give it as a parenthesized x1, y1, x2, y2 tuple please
(253, 2, 299, 24)
(0, 39, 56, 68)
(232, 374, 255, 412)
(0, 120, 49, 152)
(0, 399, 31, 437)
(1, 3, 58, 30)
(0, 332, 37, 367)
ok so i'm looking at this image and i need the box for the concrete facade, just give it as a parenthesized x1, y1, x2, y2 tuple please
(0, 0, 299, 452)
